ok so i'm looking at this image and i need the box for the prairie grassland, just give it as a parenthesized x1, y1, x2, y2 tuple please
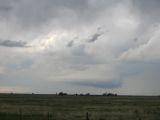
(0, 94, 160, 120)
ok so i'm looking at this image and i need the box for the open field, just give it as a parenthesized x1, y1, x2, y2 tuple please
(0, 94, 160, 120)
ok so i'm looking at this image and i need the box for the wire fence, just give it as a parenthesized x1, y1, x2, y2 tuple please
(0, 108, 153, 120)
(0, 109, 94, 120)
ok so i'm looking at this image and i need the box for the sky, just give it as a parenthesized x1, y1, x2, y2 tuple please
(0, 0, 160, 95)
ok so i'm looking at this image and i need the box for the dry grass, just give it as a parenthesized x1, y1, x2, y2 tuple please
(0, 94, 160, 120)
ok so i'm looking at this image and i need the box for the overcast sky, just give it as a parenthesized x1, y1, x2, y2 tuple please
(0, 0, 160, 95)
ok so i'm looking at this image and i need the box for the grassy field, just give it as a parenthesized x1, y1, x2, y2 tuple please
(0, 94, 160, 120)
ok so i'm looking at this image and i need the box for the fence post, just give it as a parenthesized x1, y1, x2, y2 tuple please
(47, 112, 50, 120)
(86, 112, 89, 120)
(19, 108, 22, 120)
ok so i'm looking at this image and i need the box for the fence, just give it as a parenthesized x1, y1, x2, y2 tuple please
(0, 108, 145, 120)
(0, 109, 93, 120)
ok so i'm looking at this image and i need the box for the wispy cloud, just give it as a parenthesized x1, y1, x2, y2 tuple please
(88, 32, 103, 43)
(0, 40, 28, 48)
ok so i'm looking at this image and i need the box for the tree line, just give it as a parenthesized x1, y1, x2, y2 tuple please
(57, 92, 117, 96)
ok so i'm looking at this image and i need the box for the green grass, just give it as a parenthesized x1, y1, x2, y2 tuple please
(0, 94, 160, 120)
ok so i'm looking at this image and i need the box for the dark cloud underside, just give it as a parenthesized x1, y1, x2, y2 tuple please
(71, 80, 122, 89)
(0, 40, 27, 47)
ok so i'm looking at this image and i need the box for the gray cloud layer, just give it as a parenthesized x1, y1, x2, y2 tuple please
(0, 0, 160, 95)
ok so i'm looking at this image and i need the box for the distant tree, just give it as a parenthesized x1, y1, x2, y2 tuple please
(58, 92, 64, 96)
(80, 93, 84, 96)
(58, 92, 67, 96)
(63, 93, 67, 95)
(102, 92, 107, 96)
(102, 92, 117, 96)
(85, 93, 90, 96)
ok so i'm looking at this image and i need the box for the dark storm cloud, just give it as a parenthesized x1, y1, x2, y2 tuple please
(0, 0, 14, 11)
(0, 0, 121, 42)
(133, 0, 160, 15)
(0, 0, 88, 27)
(71, 80, 122, 89)
(0, 0, 120, 30)
(0, 40, 27, 47)
(0, 0, 15, 19)
(133, 0, 160, 26)
(0, 5, 11, 11)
